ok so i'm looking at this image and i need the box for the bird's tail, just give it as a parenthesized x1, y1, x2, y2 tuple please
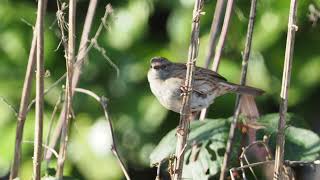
(220, 82, 265, 96)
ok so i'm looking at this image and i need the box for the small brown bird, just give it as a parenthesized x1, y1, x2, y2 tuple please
(147, 57, 264, 113)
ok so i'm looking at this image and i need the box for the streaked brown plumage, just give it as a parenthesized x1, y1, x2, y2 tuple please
(147, 57, 264, 113)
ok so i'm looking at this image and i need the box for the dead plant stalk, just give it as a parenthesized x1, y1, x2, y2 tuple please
(273, 0, 298, 179)
(173, 0, 204, 179)
(33, 0, 45, 178)
(219, 0, 258, 179)
(56, 0, 76, 178)
(10, 0, 48, 178)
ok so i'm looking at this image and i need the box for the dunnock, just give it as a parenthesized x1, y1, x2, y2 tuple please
(147, 57, 264, 113)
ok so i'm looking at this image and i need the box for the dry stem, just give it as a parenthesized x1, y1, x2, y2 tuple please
(33, 0, 46, 178)
(219, 0, 257, 179)
(56, 0, 76, 178)
(199, 0, 226, 120)
(211, 0, 234, 72)
(74, 88, 131, 180)
(173, 0, 204, 179)
(10, 0, 48, 178)
(273, 0, 298, 179)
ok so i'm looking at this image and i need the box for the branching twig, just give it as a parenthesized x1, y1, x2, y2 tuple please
(45, 1, 114, 161)
(10, 0, 48, 178)
(219, 0, 257, 179)
(0, 96, 18, 116)
(273, 0, 298, 179)
(199, 0, 226, 120)
(173, 1, 204, 180)
(33, 0, 46, 178)
(74, 88, 131, 180)
(23, 141, 59, 159)
(56, 0, 76, 178)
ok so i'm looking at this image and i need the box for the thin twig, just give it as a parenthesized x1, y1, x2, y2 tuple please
(155, 161, 161, 180)
(23, 141, 59, 159)
(10, 0, 48, 178)
(231, 160, 275, 171)
(219, 0, 257, 179)
(211, 0, 234, 72)
(173, 1, 204, 180)
(56, 0, 76, 178)
(74, 88, 131, 180)
(273, 0, 298, 179)
(199, 0, 226, 120)
(242, 154, 258, 180)
(44, 93, 63, 170)
(33, 0, 45, 178)
(0, 96, 18, 116)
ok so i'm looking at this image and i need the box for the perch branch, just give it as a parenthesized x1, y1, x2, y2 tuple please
(56, 0, 76, 178)
(199, 0, 226, 120)
(273, 0, 298, 179)
(74, 88, 131, 180)
(10, 0, 48, 178)
(219, 0, 257, 179)
(33, 0, 46, 178)
(173, 0, 204, 180)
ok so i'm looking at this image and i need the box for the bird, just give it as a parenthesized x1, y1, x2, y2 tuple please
(147, 57, 264, 113)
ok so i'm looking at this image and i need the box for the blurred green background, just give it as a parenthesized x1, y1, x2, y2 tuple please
(0, 0, 320, 179)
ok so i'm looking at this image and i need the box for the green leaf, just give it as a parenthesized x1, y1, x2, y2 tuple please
(150, 119, 240, 179)
(258, 113, 320, 161)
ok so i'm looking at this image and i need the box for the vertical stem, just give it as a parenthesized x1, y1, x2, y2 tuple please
(10, 0, 48, 178)
(33, 0, 45, 178)
(211, 0, 234, 72)
(219, 0, 258, 179)
(56, 0, 76, 178)
(45, 0, 98, 161)
(203, 0, 226, 68)
(273, 0, 298, 179)
(173, 0, 204, 179)
(200, 0, 233, 120)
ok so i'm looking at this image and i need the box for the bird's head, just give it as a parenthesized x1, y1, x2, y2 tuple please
(148, 57, 172, 80)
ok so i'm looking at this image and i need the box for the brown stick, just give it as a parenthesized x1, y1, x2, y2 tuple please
(211, 0, 234, 72)
(173, 1, 204, 179)
(273, 0, 298, 179)
(219, 0, 257, 179)
(45, 0, 99, 161)
(33, 0, 45, 178)
(56, 0, 76, 178)
(9, 0, 48, 178)
(74, 88, 131, 180)
(199, 0, 226, 120)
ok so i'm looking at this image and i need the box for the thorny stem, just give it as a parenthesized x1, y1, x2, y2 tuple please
(173, 0, 204, 180)
(219, 0, 257, 179)
(56, 0, 76, 178)
(273, 0, 298, 179)
(33, 0, 45, 178)
(10, 0, 48, 178)
(74, 88, 131, 180)
(199, 0, 226, 120)
(211, 0, 234, 72)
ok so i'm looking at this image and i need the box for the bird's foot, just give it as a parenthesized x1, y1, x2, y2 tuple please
(180, 85, 192, 96)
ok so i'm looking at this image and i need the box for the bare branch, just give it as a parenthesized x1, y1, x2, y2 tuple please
(33, 0, 46, 178)
(173, 0, 204, 179)
(56, 0, 76, 178)
(219, 0, 257, 179)
(273, 0, 298, 179)
(74, 88, 131, 180)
